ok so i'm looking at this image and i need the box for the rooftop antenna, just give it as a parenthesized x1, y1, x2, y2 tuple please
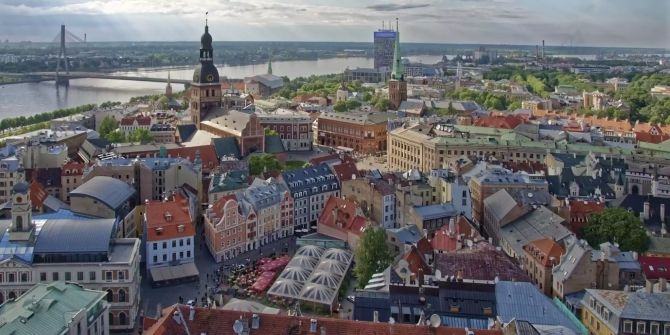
(205, 11, 208, 26)
(395, 17, 399, 32)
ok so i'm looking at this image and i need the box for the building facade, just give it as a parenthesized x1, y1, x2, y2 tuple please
(144, 197, 195, 269)
(0, 183, 141, 332)
(522, 238, 564, 296)
(204, 178, 293, 261)
(317, 111, 392, 153)
(257, 109, 313, 151)
(373, 29, 396, 70)
(281, 164, 340, 232)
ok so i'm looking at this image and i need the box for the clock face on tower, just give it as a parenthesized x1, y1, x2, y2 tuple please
(207, 74, 214, 82)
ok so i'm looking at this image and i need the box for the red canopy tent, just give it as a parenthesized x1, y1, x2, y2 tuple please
(259, 255, 290, 272)
(251, 271, 276, 292)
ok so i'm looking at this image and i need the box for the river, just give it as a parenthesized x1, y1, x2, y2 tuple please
(0, 55, 445, 118)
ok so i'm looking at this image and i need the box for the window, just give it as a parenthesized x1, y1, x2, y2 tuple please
(651, 323, 660, 335)
(187, 250, 191, 258)
(64, 272, 71, 281)
(664, 324, 670, 335)
(7, 273, 15, 283)
(77, 272, 84, 281)
(118, 289, 126, 302)
(119, 312, 127, 325)
(106, 289, 113, 303)
(179, 239, 184, 247)
(187, 238, 191, 246)
(163, 254, 167, 261)
(162, 242, 167, 249)
(172, 240, 176, 248)
(89, 271, 96, 281)
(153, 255, 158, 263)
(40, 272, 47, 281)
(180, 251, 184, 258)
(105, 271, 112, 281)
(153, 243, 157, 250)
(119, 271, 125, 281)
(638, 322, 646, 334)
(20, 273, 28, 282)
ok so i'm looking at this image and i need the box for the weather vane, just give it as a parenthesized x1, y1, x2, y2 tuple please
(206, 11, 209, 26)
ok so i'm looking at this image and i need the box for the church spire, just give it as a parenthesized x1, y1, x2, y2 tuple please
(165, 70, 173, 98)
(267, 53, 273, 75)
(391, 18, 404, 81)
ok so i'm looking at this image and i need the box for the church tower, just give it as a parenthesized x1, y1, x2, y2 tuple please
(388, 18, 407, 111)
(190, 14, 222, 128)
(9, 182, 34, 241)
(165, 71, 173, 98)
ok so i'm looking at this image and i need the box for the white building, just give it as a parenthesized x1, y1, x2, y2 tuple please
(144, 195, 195, 269)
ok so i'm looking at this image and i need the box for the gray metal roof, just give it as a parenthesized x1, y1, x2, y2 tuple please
(500, 206, 574, 257)
(553, 240, 590, 282)
(412, 203, 458, 220)
(70, 176, 135, 210)
(34, 218, 115, 254)
(496, 281, 583, 334)
(281, 163, 339, 199)
(483, 189, 519, 222)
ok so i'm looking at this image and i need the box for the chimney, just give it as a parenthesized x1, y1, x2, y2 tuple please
(373, 310, 379, 322)
(189, 305, 195, 321)
(661, 204, 666, 223)
(320, 327, 327, 335)
(310, 319, 318, 333)
(644, 202, 650, 220)
(448, 218, 455, 236)
(658, 278, 668, 293)
(646, 280, 654, 293)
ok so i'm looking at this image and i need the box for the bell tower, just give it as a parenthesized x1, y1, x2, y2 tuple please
(9, 182, 34, 241)
(191, 12, 222, 128)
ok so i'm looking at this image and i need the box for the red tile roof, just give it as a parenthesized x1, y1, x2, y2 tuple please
(308, 153, 340, 166)
(167, 145, 219, 171)
(430, 216, 479, 252)
(474, 115, 523, 129)
(639, 256, 670, 280)
(120, 115, 152, 126)
(523, 238, 564, 267)
(434, 241, 531, 282)
(210, 194, 237, 221)
(332, 160, 359, 182)
(568, 199, 605, 235)
(145, 195, 195, 242)
(404, 246, 432, 278)
(144, 304, 503, 335)
(416, 237, 433, 255)
(502, 161, 547, 175)
(61, 161, 86, 176)
(221, 80, 246, 91)
(318, 195, 367, 236)
(635, 125, 670, 144)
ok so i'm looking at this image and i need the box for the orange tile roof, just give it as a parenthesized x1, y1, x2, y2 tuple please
(145, 197, 194, 241)
(144, 304, 503, 335)
(29, 181, 49, 210)
(416, 237, 433, 255)
(523, 238, 564, 267)
(430, 216, 479, 252)
(404, 245, 432, 277)
(221, 80, 246, 91)
(568, 199, 605, 235)
(318, 195, 367, 236)
(332, 160, 359, 182)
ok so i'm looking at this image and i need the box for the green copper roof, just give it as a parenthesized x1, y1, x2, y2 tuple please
(391, 20, 404, 81)
(0, 282, 106, 335)
(210, 170, 249, 193)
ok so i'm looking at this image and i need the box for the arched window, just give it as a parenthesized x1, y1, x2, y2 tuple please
(118, 289, 126, 302)
(15, 216, 23, 231)
(118, 312, 127, 325)
(109, 313, 115, 325)
(8, 292, 16, 300)
(106, 289, 113, 303)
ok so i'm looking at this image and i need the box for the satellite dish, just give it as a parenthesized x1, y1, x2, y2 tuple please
(233, 319, 244, 335)
(429, 314, 442, 328)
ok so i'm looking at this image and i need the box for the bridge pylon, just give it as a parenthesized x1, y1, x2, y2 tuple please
(55, 24, 70, 86)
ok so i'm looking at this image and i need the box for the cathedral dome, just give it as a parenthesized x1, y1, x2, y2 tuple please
(13, 182, 29, 194)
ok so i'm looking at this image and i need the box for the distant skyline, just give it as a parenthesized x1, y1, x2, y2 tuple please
(0, 0, 668, 48)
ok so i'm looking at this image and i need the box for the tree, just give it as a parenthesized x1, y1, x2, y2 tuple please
(354, 227, 394, 288)
(127, 128, 154, 143)
(374, 98, 390, 111)
(508, 100, 522, 111)
(447, 101, 456, 114)
(346, 100, 361, 110)
(105, 130, 126, 143)
(265, 128, 278, 136)
(583, 208, 651, 253)
(99, 116, 119, 138)
(248, 154, 282, 176)
(157, 95, 169, 109)
(333, 100, 348, 113)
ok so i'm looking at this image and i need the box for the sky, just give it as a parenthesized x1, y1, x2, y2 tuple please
(0, 0, 668, 48)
